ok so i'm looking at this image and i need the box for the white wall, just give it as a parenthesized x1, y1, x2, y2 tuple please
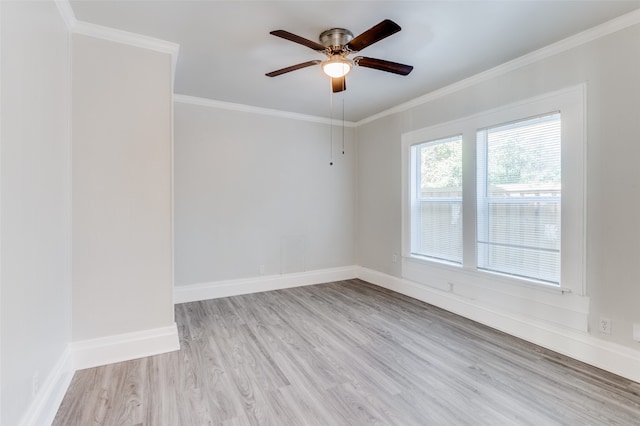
(357, 23, 640, 350)
(72, 34, 174, 340)
(1, 7, 637, 426)
(174, 101, 355, 287)
(1, 1, 72, 425)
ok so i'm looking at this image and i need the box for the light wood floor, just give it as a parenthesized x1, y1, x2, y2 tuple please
(54, 279, 640, 425)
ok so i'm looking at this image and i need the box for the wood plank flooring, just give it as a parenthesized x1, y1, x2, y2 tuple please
(53, 279, 640, 425)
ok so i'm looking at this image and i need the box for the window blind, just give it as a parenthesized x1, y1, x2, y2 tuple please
(411, 135, 463, 263)
(477, 113, 561, 283)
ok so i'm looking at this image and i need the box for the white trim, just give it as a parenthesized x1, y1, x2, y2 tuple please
(54, 1, 180, 80)
(71, 323, 180, 370)
(357, 266, 640, 384)
(54, 0, 77, 31)
(170, 99, 176, 322)
(0, 0, 3, 418)
(400, 85, 585, 148)
(174, 94, 358, 128)
(53, 1, 640, 127)
(71, 20, 180, 58)
(400, 257, 589, 332)
(72, 21, 180, 79)
(357, 9, 640, 126)
(18, 348, 74, 426)
(174, 265, 358, 304)
(19, 323, 180, 423)
(401, 85, 586, 296)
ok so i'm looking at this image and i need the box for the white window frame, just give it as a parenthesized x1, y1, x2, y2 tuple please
(401, 85, 585, 295)
(476, 112, 562, 284)
(409, 135, 463, 264)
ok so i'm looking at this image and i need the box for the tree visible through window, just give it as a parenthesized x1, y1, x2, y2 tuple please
(477, 113, 561, 283)
(421, 139, 463, 190)
(411, 135, 463, 263)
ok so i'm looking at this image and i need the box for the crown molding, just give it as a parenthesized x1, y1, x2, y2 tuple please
(73, 21, 180, 78)
(357, 8, 640, 126)
(54, 0, 639, 128)
(174, 94, 358, 127)
(72, 21, 179, 61)
(54, 0, 180, 79)
(54, 0, 77, 31)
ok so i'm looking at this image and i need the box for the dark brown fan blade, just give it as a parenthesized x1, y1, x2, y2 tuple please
(332, 76, 346, 93)
(346, 19, 401, 52)
(266, 60, 322, 77)
(355, 57, 413, 75)
(270, 30, 327, 52)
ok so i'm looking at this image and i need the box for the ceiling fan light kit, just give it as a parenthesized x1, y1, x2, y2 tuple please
(266, 19, 413, 93)
(322, 55, 352, 78)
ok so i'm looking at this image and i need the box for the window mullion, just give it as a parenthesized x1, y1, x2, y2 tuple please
(462, 129, 477, 270)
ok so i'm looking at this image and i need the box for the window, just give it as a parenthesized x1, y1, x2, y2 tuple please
(410, 135, 463, 263)
(402, 86, 585, 293)
(477, 113, 561, 283)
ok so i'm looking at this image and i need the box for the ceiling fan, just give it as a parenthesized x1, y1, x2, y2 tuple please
(266, 19, 414, 93)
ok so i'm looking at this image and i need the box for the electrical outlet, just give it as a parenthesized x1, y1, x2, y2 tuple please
(259, 264, 265, 275)
(599, 317, 612, 334)
(633, 323, 640, 342)
(32, 371, 40, 397)
(392, 254, 398, 263)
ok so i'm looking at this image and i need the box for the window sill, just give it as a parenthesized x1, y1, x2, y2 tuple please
(406, 253, 462, 269)
(401, 255, 588, 331)
(403, 255, 571, 295)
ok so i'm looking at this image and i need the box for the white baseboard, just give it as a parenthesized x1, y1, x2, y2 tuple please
(71, 323, 181, 370)
(174, 265, 358, 304)
(357, 266, 640, 384)
(18, 348, 75, 426)
(19, 324, 180, 425)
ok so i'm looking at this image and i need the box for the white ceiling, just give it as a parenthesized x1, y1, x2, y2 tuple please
(70, 1, 640, 122)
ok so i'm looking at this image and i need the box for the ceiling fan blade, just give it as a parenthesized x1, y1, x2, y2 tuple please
(266, 60, 322, 77)
(346, 19, 401, 52)
(270, 30, 327, 52)
(355, 57, 413, 75)
(332, 76, 346, 93)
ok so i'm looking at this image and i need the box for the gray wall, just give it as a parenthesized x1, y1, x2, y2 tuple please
(1, 1, 72, 424)
(72, 34, 174, 340)
(174, 102, 356, 286)
(357, 23, 640, 349)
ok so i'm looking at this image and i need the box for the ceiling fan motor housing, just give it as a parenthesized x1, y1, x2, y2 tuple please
(319, 28, 354, 52)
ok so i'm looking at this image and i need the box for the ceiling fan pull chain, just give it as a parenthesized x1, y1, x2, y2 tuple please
(329, 89, 333, 166)
(342, 97, 345, 155)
